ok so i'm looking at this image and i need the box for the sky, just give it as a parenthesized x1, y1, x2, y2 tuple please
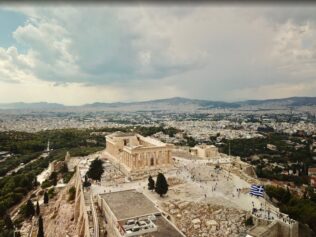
(0, 4, 316, 105)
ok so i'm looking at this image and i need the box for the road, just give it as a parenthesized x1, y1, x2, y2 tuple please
(10, 187, 41, 220)
(8, 152, 50, 219)
(0, 152, 49, 181)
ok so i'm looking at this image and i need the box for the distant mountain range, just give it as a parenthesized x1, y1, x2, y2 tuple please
(0, 97, 315, 111)
(0, 102, 65, 110)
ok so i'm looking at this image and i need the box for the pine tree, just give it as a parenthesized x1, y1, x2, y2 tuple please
(148, 175, 155, 191)
(36, 201, 40, 216)
(4, 213, 14, 229)
(37, 215, 44, 237)
(86, 158, 104, 181)
(33, 177, 38, 187)
(25, 199, 35, 218)
(44, 192, 49, 204)
(83, 175, 91, 188)
(155, 173, 168, 197)
(50, 172, 58, 186)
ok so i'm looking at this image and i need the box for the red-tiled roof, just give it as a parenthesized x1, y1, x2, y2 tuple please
(308, 167, 316, 173)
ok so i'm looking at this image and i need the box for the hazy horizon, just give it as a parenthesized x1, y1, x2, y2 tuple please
(0, 95, 316, 107)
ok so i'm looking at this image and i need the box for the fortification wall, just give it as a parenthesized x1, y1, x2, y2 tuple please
(74, 167, 91, 237)
(249, 218, 299, 237)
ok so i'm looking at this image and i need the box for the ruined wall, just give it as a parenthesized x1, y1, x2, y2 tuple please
(279, 221, 299, 237)
(259, 221, 298, 237)
(242, 165, 258, 178)
(259, 221, 280, 237)
(250, 218, 299, 237)
(106, 139, 119, 157)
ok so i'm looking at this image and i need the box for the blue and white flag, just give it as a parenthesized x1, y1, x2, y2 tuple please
(250, 185, 264, 197)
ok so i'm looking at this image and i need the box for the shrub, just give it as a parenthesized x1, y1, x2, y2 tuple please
(68, 186, 76, 201)
(245, 216, 254, 226)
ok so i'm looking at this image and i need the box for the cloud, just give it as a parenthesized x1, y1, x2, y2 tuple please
(271, 21, 316, 80)
(0, 46, 36, 83)
(6, 6, 204, 86)
(0, 5, 315, 104)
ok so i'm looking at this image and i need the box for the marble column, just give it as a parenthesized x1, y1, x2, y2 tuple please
(159, 151, 163, 165)
(129, 154, 132, 168)
(155, 151, 159, 166)
(133, 155, 136, 169)
(147, 154, 150, 167)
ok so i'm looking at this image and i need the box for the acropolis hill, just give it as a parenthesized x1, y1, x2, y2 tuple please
(22, 132, 298, 237)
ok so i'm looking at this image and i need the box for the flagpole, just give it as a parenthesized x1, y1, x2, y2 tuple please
(264, 189, 268, 220)
(264, 193, 266, 219)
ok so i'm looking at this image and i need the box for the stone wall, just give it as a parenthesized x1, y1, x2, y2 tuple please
(74, 167, 91, 237)
(279, 221, 299, 237)
(97, 195, 122, 237)
(248, 218, 299, 237)
(243, 165, 258, 178)
(105, 133, 174, 179)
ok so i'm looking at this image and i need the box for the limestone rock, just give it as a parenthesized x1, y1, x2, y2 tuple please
(161, 199, 250, 237)
(178, 201, 190, 210)
(170, 208, 179, 214)
(192, 218, 201, 225)
(193, 224, 200, 229)
(206, 219, 218, 227)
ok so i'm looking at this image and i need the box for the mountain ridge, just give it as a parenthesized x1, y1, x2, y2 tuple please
(0, 96, 315, 110)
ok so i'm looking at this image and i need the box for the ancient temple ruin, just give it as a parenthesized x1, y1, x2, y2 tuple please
(105, 132, 174, 179)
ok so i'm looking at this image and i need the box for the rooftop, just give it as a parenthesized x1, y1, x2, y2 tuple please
(107, 132, 168, 148)
(308, 167, 316, 172)
(99, 190, 160, 221)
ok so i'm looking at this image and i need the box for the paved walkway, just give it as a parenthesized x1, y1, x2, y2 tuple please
(90, 153, 295, 226)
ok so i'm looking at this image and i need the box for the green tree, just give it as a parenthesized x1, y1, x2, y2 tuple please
(37, 215, 44, 237)
(4, 213, 14, 230)
(60, 163, 68, 173)
(83, 175, 91, 188)
(68, 186, 76, 201)
(155, 173, 168, 197)
(0, 201, 7, 217)
(186, 136, 197, 147)
(25, 199, 35, 218)
(86, 158, 104, 181)
(49, 172, 58, 186)
(33, 177, 38, 187)
(43, 192, 49, 204)
(148, 176, 155, 191)
(245, 216, 254, 226)
(36, 201, 40, 216)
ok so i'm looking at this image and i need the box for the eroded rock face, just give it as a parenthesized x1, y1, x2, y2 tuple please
(41, 179, 78, 237)
(162, 199, 249, 237)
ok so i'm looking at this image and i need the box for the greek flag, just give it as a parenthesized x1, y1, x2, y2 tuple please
(250, 185, 264, 197)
